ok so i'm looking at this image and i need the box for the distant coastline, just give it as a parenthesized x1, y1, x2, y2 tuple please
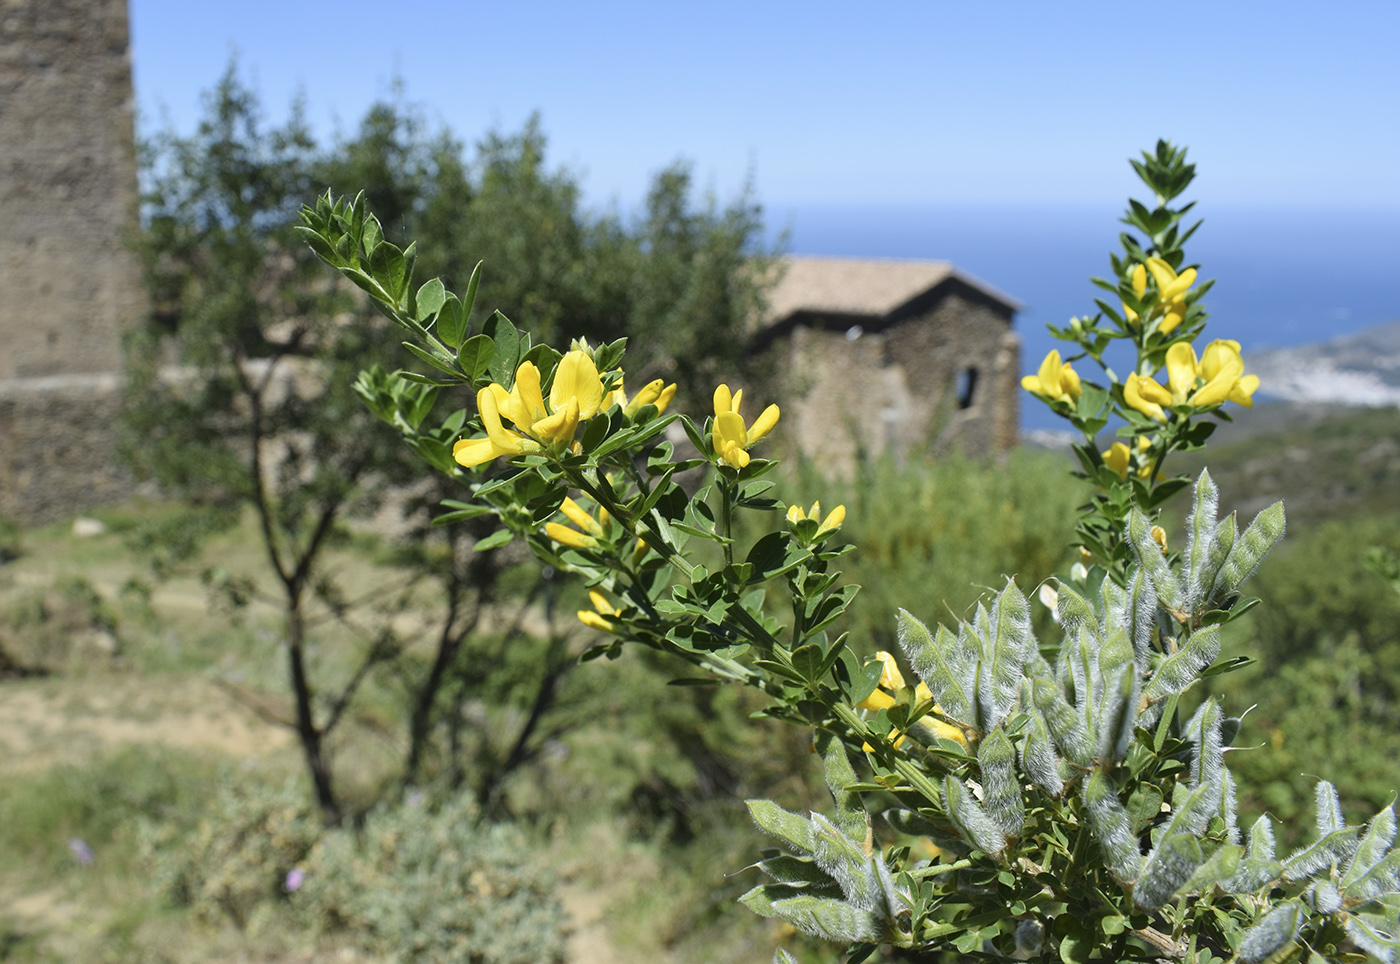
(769, 204, 1400, 430)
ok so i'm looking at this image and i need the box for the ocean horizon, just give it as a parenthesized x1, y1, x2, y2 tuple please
(767, 203, 1400, 430)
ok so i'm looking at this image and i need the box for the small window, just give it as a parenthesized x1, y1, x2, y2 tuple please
(956, 367, 979, 410)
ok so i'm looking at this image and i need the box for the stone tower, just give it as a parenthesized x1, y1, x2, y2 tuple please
(0, 0, 142, 523)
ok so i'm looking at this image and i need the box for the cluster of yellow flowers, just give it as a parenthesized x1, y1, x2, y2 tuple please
(786, 501, 845, 538)
(1125, 339, 1259, 422)
(453, 350, 680, 469)
(1024, 338, 1258, 426)
(452, 350, 606, 467)
(1122, 257, 1197, 335)
(1103, 436, 1153, 481)
(577, 589, 620, 633)
(451, 351, 798, 637)
(855, 651, 968, 750)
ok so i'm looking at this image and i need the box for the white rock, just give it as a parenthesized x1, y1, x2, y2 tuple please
(72, 517, 106, 538)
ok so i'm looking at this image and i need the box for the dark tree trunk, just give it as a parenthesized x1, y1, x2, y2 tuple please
(286, 594, 339, 824)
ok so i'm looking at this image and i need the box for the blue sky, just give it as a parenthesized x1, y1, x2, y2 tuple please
(130, 0, 1400, 211)
(129, 0, 1400, 428)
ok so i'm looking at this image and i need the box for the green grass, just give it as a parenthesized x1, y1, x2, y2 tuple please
(5, 412, 1396, 960)
(787, 448, 1082, 653)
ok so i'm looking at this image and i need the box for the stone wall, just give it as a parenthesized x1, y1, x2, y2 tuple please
(0, 0, 142, 523)
(0, 374, 130, 523)
(763, 291, 1019, 475)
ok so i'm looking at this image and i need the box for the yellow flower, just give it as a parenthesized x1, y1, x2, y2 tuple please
(603, 377, 678, 418)
(712, 384, 779, 469)
(1145, 257, 1197, 335)
(786, 501, 846, 538)
(1021, 350, 1083, 405)
(578, 589, 620, 633)
(454, 350, 605, 468)
(1166, 340, 1259, 409)
(1150, 525, 1169, 555)
(856, 651, 968, 750)
(1122, 263, 1148, 325)
(1126, 339, 1259, 423)
(545, 496, 608, 550)
(1124, 372, 1173, 423)
(1200, 339, 1260, 407)
(1102, 436, 1154, 480)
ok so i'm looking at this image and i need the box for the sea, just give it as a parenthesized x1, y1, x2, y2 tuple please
(769, 204, 1400, 431)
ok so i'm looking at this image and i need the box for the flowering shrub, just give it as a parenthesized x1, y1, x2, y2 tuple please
(298, 141, 1400, 962)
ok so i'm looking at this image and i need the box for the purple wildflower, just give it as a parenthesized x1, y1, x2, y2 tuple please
(284, 867, 305, 893)
(67, 838, 94, 866)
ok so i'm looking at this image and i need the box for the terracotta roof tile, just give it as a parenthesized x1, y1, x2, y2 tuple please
(764, 255, 1019, 324)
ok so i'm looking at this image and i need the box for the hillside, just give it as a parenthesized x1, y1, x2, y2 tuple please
(1246, 318, 1400, 406)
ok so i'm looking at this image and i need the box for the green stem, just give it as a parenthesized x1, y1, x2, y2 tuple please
(718, 475, 735, 567)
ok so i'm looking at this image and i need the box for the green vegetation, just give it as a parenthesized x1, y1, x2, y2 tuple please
(120, 61, 776, 823)
(299, 136, 1400, 961)
(794, 450, 1081, 652)
(3, 75, 1397, 964)
(1177, 411, 1400, 846)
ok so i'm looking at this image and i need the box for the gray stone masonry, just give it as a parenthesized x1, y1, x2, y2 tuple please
(0, 0, 142, 523)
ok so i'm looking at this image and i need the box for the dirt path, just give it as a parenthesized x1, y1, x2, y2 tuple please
(0, 674, 295, 776)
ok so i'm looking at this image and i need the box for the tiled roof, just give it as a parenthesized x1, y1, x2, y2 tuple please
(763, 255, 1020, 324)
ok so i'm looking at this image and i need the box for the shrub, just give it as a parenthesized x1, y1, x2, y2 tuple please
(298, 791, 568, 964)
(148, 775, 567, 963)
(146, 775, 321, 931)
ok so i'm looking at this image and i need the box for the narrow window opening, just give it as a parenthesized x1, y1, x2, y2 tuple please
(956, 367, 979, 410)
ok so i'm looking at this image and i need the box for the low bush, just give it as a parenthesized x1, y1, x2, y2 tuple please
(148, 776, 567, 964)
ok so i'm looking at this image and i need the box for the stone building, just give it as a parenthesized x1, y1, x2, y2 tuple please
(753, 256, 1020, 474)
(0, 0, 142, 523)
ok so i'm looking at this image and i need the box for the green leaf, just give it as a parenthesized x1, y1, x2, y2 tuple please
(395, 369, 459, 388)
(849, 656, 883, 706)
(401, 340, 462, 377)
(1212, 501, 1285, 598)
(1127, 783, 1165, 834)
(460, 261, 483, 323)
(1058, 923, 1093, 964)
(1135, 833, 1205, 910)
(897, 610, 970, 723)
(484, 311, 520, 385)
(437, 293, 466, 348)
(368, 238, 409, 305)
(790, 644, 825, 684)
(432, 507, 492, 526)
(747, 800, 815, 853)
(415, 277, 446, 323)
(1238, 902, 1302, 963)
(1076, 383, 1109, 419)
(1198, 654, 1253, 677)
(746, 531, 809, 582)
(457, 333, 495, 380)
(766, 894, 883, 943)
(471, 529, 514, 552)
